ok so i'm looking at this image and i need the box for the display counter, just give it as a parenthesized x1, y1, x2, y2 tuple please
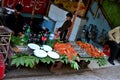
(10, 37, 107, 71)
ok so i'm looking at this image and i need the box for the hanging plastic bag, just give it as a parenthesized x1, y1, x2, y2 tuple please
(103, 45, 110, 56)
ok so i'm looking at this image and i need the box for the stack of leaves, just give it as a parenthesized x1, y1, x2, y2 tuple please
(76, 41, 104, 58)
(11, 54, 39, 68)
(11, 53, 55, 68)
(54, 42, 78, 60)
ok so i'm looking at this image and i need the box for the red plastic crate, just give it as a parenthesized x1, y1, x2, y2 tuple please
(0, 54, 5, 80)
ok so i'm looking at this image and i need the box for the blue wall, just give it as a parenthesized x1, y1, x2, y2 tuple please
(40, 19, 55, 32)
(83, 2, 111, 48)
(86, 2, 111, 35)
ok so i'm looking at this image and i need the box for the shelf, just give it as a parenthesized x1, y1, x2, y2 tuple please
(0, 26, 12, 61)
(0, 45, 7, 53)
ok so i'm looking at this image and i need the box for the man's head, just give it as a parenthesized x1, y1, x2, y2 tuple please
(66, 12, 73, 20)
(15, 3, 23, 14)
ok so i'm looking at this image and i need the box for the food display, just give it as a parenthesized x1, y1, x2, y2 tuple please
(54, 42, 78, 60)
(11, 35, 107, 69)
(76, 41, 104, 58)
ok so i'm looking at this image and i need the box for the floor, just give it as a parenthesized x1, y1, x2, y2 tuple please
(4, 60, 120, 80)
(4, 66, 120, 80)
(3, 42, 120, 79)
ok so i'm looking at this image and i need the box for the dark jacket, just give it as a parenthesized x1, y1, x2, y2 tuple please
(6, 13, 24, 35)
(60, 20, 72, 31)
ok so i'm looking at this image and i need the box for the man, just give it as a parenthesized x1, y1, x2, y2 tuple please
(6, 3, 24, 36)
(58, 12, 73, 42)
(107, 26, 120, 65)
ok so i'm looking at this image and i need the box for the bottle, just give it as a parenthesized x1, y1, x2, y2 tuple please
(26, 26, 31, 36)
(23, 25, 31, 43)
(23, 23, 28, 34)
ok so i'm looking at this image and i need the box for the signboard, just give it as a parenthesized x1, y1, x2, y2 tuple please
(2, 0, 50, 14)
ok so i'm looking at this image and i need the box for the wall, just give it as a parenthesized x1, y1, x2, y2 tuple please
(69, 17, 82, 41)
(84, 1, 111, 47)
(86, 1, 110, 35)
(48, 4, 67, 29)
(40, 19, 55, 32)
(75, 18, 87, 40)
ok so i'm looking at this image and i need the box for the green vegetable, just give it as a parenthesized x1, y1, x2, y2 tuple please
(11, 53, 56, 68)
(11, 53, 40, 68)
(85, 57, 107, 67)
(40, 56, 55, 64)
(11, 36, 27, 46)
(59, 55, 80, 70)
(70, 60, 79, 70)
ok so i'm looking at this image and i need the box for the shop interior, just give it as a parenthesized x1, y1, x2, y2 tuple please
(0, 0, 109, 79)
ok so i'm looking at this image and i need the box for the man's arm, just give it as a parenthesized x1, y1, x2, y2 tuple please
(108, 27, 117, 41)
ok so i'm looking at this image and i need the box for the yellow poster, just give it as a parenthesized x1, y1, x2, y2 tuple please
(54, 0, 88, 17)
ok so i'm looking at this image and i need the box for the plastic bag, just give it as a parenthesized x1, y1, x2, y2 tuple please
(103, 45, 110, 56)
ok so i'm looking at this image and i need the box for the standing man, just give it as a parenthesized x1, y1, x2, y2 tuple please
(58, 12, 73, 42)
(107, 26, 120, 65)
(6, 3, 24, 36)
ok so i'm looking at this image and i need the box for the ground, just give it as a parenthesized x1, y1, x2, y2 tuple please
(4, 66, 120, 80)
(3, 58, 120, 80)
